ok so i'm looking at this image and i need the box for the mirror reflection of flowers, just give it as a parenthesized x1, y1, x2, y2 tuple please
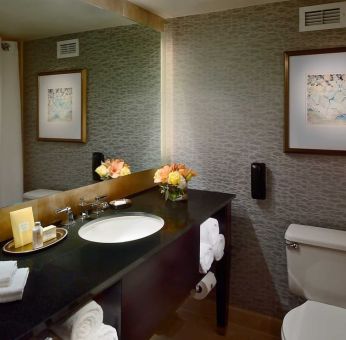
(95, 159, 131, 180)
(154, 163, 197, 201)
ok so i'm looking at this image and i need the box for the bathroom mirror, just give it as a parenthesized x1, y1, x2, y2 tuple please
(0, 0, 161, 208)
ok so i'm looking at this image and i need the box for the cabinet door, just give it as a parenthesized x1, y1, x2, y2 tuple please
(121, 225, 200, 340)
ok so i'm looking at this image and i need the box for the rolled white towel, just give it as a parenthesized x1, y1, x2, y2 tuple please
(96, 324, 118, 340)
(53, 300, 103, 340)
(213, 234, 225, 261)
(0, 267, 29, 303)
(199, 242, 214, 274)
(200, 218, 219, 247)
(0, 261, 17, 287)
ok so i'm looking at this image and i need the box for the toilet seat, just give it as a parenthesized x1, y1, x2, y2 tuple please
(23, 189, 62, 200)
(282, 300, 346, 340)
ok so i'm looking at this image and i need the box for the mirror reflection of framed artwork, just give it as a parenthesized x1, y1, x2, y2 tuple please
(37, 69, 87, 143)
(284, 47, 346, 155)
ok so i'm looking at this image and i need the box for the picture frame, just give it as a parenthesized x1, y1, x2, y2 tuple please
(37, 69, 87, 143)
(284, 47, 346, 155)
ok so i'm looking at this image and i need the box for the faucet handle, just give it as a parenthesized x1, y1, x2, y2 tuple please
(92, 195, 108, 216)
(79, 197, 90, 206)
(56, 206, 72, 214)
(78, 198, 92, 220)
(56, 206, 75, 227)
(95, 195, 107, 202)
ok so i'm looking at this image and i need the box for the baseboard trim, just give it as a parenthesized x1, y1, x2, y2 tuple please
(229, 305, 282, 337)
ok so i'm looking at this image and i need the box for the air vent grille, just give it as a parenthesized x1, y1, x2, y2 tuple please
(305, 8, 340, 26)
(300, 2, 346, 31)
(57, 39, 79, 59)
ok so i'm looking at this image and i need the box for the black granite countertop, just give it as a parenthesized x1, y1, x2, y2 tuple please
(0, 188, 234, 340)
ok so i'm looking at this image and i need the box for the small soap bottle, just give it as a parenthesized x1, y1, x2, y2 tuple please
(32, 222, 43, 249)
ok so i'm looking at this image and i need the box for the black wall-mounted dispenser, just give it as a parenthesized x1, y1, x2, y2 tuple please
(251, 163, 266, 199)
(92, 152, 105, 180)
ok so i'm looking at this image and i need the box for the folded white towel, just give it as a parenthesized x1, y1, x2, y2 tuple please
(199, 242, 214, 274)
(53, 300, 103, 340)
(213, 234, 225, 261)
(200, 218, 219, 247)
(0, 267, 29, 303)
(96, 324, 118, 340)
(0, 261, 17, 287)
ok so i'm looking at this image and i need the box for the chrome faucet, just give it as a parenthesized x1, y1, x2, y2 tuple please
(56, 206, 75, 228)
(92, 195, 108, 216)
(78, 198, 92, 220)
(78, 195, 108, 219)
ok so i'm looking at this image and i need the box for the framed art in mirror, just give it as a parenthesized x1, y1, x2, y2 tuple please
(37, 69, 87, 143)
(284, 47, 346, 155)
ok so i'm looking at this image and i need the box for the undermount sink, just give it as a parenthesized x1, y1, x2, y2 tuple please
(78, 212, 165, 243)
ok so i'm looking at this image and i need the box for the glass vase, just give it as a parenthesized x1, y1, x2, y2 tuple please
(161, 184, 188, 202)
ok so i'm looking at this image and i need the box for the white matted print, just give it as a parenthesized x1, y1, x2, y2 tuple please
(48, 87, 73, 122)
(306, 74, 346, 126)
(285, 48, 346, 154)
(38, 70, 87, 142)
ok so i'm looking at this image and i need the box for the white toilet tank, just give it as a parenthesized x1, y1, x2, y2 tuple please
(285, 224, 346, 309)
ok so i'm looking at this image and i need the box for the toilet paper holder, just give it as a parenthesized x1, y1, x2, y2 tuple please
(192, 271, 217, 300)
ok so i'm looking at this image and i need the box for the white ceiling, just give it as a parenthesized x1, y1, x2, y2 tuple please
(0, 0, 133, 40)
(0, 0, 290, 40)
(130, 0, 289, 18)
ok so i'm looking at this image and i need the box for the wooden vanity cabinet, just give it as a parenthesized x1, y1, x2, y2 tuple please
(96, 203, 231, 340)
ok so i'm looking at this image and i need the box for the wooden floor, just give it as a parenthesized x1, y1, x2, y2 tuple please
(150, 297, 282, 340)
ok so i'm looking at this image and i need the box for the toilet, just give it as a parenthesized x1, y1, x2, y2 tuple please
(23, 189, 62, 201)
(282, 224, 346, 340)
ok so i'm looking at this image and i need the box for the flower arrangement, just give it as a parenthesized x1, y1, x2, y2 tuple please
(95, 158, 131, 180)
(154, 163, 197, 201)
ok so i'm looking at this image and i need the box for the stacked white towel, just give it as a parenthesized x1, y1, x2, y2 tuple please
(199, 218, 226, 273)
(0, 261, 17, 287)
(52, 300, 118, 340)
(0, 261, 29, 303)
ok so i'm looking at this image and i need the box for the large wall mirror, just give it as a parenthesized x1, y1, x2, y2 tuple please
(0, 0, 162, 208)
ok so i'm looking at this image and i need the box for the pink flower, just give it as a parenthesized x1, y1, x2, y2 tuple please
(109, 159, 125, 178)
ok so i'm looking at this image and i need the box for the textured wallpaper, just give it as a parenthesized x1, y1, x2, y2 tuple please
(23, 24, 161, 191)
(165, 0, 346, 317)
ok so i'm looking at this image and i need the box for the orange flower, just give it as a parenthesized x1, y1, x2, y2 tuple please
(154, 163, 197, 184)
(154, 165, 172, 183)
(170, 163, 185, 171)
(171, 164, 197, 181)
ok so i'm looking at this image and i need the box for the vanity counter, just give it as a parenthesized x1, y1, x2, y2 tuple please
(0, 188, 234, 340)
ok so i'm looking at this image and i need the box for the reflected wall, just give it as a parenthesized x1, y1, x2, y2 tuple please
(23, 24, 161, 192)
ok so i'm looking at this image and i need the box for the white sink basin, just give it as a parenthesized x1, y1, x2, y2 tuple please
(78, 213, 165, 243)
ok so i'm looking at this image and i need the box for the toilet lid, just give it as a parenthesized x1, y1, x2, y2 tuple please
(282, 301, 346, 340)
(23, 189, 62, 200)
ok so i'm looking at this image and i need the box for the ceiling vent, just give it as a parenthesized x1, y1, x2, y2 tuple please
(57, 39, 79, 59)
(299, 2, 346, 31)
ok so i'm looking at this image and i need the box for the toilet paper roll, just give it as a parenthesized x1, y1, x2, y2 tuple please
(192, 272, 217, 300)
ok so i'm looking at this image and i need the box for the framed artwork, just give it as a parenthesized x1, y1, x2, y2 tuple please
(284, 47, 346, 155)
(37, 69, 87, 142)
